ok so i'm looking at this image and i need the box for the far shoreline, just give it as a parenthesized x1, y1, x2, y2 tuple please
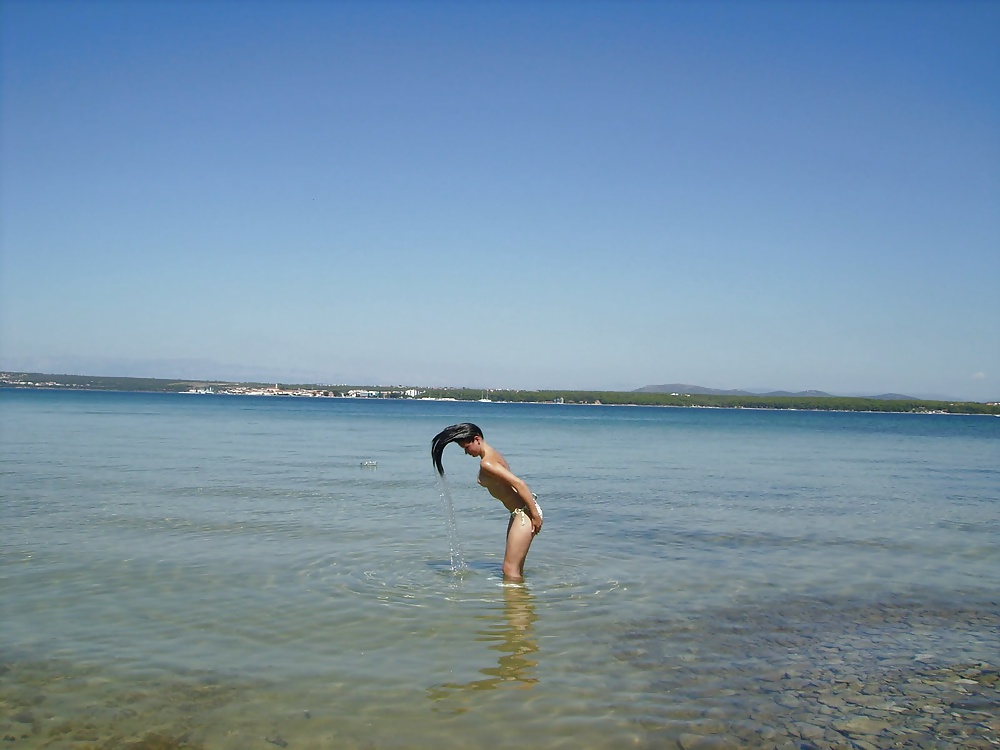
(2, 372, 998, 417)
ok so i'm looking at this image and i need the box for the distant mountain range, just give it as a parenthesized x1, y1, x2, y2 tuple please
(634, 384, 918, 400)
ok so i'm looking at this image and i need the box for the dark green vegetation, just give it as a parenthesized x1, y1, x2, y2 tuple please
(1, 372, 228, 393)
(425, 387, 1000, 415)
(4, 372, 997, 415)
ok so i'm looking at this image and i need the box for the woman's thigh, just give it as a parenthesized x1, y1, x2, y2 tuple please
(504, 514, 535, 567)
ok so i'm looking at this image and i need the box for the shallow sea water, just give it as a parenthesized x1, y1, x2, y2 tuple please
(1, 390, 998, 749)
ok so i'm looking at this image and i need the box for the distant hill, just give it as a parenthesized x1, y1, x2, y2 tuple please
(634, 384, 754, 396)
(633, 384, 833, 397)
(635, 384, 918, 400)
(757, 389, 835, 398)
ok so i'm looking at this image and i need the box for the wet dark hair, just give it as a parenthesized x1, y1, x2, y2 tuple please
(431, 422, 483, 475)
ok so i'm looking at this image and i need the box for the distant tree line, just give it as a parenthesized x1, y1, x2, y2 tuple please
(3, 373, 997, 415)
(1, 372, 206, 392)
(422, 387, 1000, 415)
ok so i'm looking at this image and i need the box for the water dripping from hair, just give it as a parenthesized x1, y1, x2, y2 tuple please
(437, 476, 468, 574)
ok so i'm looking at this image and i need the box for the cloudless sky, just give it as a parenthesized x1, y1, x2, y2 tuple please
(2, 0, 998, 399)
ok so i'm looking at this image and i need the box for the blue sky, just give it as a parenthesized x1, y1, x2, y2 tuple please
(2, 0, 997, 399)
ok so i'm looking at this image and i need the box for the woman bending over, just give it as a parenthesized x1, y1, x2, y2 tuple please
(432, 423, 542, 581)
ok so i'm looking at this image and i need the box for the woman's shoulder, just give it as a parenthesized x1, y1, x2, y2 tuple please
(480, 454, 512, 475)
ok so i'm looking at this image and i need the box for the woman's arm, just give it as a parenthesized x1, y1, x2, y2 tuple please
(481, 460, 543, 534)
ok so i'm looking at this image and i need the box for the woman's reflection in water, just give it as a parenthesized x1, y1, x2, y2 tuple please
(428, 584, 538, 705)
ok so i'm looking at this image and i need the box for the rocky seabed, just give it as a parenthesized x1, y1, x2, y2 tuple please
(2, 597, 998, 749)
(616, 596, 999, 749)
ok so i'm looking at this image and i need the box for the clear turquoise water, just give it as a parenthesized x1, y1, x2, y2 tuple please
(1, 389, 998, 748)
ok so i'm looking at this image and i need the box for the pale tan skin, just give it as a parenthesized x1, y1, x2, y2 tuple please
(458, 434, 542, 581)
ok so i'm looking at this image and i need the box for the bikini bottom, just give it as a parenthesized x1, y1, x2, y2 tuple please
(511, 495, 543, 527)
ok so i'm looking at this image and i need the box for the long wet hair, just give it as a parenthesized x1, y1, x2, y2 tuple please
(431, 422, 483, 475)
